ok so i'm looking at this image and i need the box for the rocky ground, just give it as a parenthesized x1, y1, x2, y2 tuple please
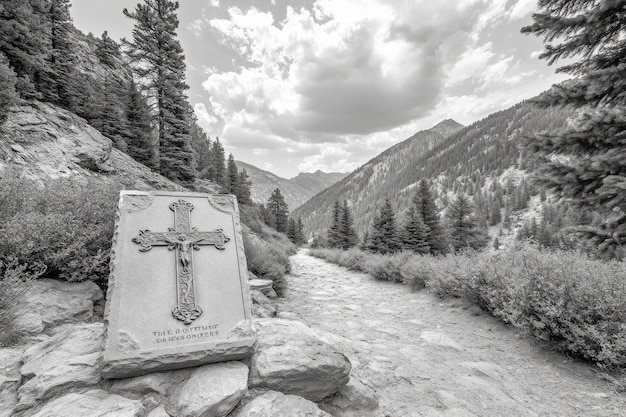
(277, 250, 626, 417)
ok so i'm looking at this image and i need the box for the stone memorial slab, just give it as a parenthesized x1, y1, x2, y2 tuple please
(102, 191, 256, 378)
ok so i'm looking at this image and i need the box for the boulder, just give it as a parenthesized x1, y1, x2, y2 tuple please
(12, 278, 103, 334)
(16, 323, 104, 410)
(108, 368, 192, 398)
(0, 348, 23, 417)
(249, 279, 274, 297)
(234, 390, 332, 417)
(319, 377, 380, 417)
(30, 389, 144, 417)
(249, 319, 351, 401)
(171, 361, 249, 417)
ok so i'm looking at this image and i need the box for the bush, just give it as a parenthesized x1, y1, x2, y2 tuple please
(243, 233, 294, 297)
(0, 174, 120, 287)
(0, 257, 46, 346)
(310, 245, 626, 369)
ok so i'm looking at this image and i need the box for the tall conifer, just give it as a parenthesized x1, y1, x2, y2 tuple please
(522, 0, 626, 257)
(415, 180, 448, 255)
(124, 0, 196, 186)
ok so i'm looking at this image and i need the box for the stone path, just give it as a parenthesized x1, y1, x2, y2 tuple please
(277, 250, 626, 417)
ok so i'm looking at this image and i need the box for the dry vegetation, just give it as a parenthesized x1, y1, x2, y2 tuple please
(311, 245, 626, 370)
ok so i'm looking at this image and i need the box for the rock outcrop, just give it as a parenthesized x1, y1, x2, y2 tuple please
(0, 101, 221, 193)
(16, 323, 104, 410)
(4, 278, 365, 417)
(12, 279, 103, 335)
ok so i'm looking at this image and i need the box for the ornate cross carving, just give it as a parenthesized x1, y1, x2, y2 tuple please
(132, 199, 230, 324)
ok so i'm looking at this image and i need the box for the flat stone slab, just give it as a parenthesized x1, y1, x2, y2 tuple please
(102, 191, 256, 378)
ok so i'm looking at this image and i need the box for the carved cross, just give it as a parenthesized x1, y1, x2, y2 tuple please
(132, 199, 230, 325)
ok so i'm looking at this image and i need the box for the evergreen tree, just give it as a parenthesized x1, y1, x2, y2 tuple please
(287, 218, 297, 243)
(522, 0, 626, 257)
(401, 205, 430, 254)
(340, 200, 358, 250)
(445, 194, 489, 252)
(208, 137, 226, 187)
(124, 0, 196, 186)
(414, 180, 448, 255)
(295, 217, 305, 245)
(125, 78, 154, 167)
(267, 188, 289, 234)
(236, 169, 252, 206)
(39, 0, 81, 113)
(226, 153, 238, 194)
(0, 0, 48, 99)
(0, 52, 18, 124)
(367, 198, 401, 255)
(326, 200, 342, 248)
(95, 31, 121, 67)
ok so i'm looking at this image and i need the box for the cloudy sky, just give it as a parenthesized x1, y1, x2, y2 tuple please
(71, 0, 567, 178)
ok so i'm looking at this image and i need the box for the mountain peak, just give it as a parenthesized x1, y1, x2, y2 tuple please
(430, 119, 464, 137)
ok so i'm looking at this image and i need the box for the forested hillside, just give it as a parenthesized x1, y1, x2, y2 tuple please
(294, 101, 575, 239)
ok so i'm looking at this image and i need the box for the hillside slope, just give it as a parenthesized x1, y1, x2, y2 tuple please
(0, 101, 220, 193)
(236, 161, 346, 211)
(293, 101, 575, 239)
(292, 119, 464, 237)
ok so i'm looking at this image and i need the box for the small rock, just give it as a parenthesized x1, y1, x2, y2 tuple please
(146, 405, 171, 417)
(12, 279, 103, 334)
(249, 279, 274, 296)
(30, 389, 144, 417)
(251, 290, 276, 318)
(249, 319, 351, 401)
(171, 361, 249, 417)
(276, 311, 300, 320)
(16, 323, 104, 410)
(0, 348, 23, 417)
(319, 377, 380, 417)
(233, 390, 332, 417)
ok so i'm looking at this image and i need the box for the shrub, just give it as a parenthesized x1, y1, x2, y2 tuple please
(243, 233, 294, 297)
(0, 175, 120, 287)
(0, 257, 46, 346)
(310, 245, 626, 369)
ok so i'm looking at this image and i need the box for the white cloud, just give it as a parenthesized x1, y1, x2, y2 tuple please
(194, 103, 219, 131)
(509, 0, 537, 21)
(197, 0, 566, 177)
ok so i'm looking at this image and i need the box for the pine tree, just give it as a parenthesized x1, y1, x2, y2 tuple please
(0, 52, 18, 125)
(522, 0, 626, 258)
(125, 78, 154, 167)
(0, 0, 48, 99)
(124, 0, 196, 186)
(295, 217, 305, 245)
(340, 200, 358, 249)
(287, 218, 297, 243)
(39, 0, 81, 113)
(414, 180, 448, 255)
(208, 137, 226, 187)
(225, 154, 237, 193)
(401, 205, 430, 254)
(267, 188, 289, 234)
(326, 200, 342, 248)
(367, 198, 401, 255)
(236, 169, 252, 206)
(445, 194, 489, 252)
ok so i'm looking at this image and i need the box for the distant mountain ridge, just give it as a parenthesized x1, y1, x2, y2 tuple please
(292, 119, 464, 236)
(292, 102, 575, 240)
(235, 160, 347, 211)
